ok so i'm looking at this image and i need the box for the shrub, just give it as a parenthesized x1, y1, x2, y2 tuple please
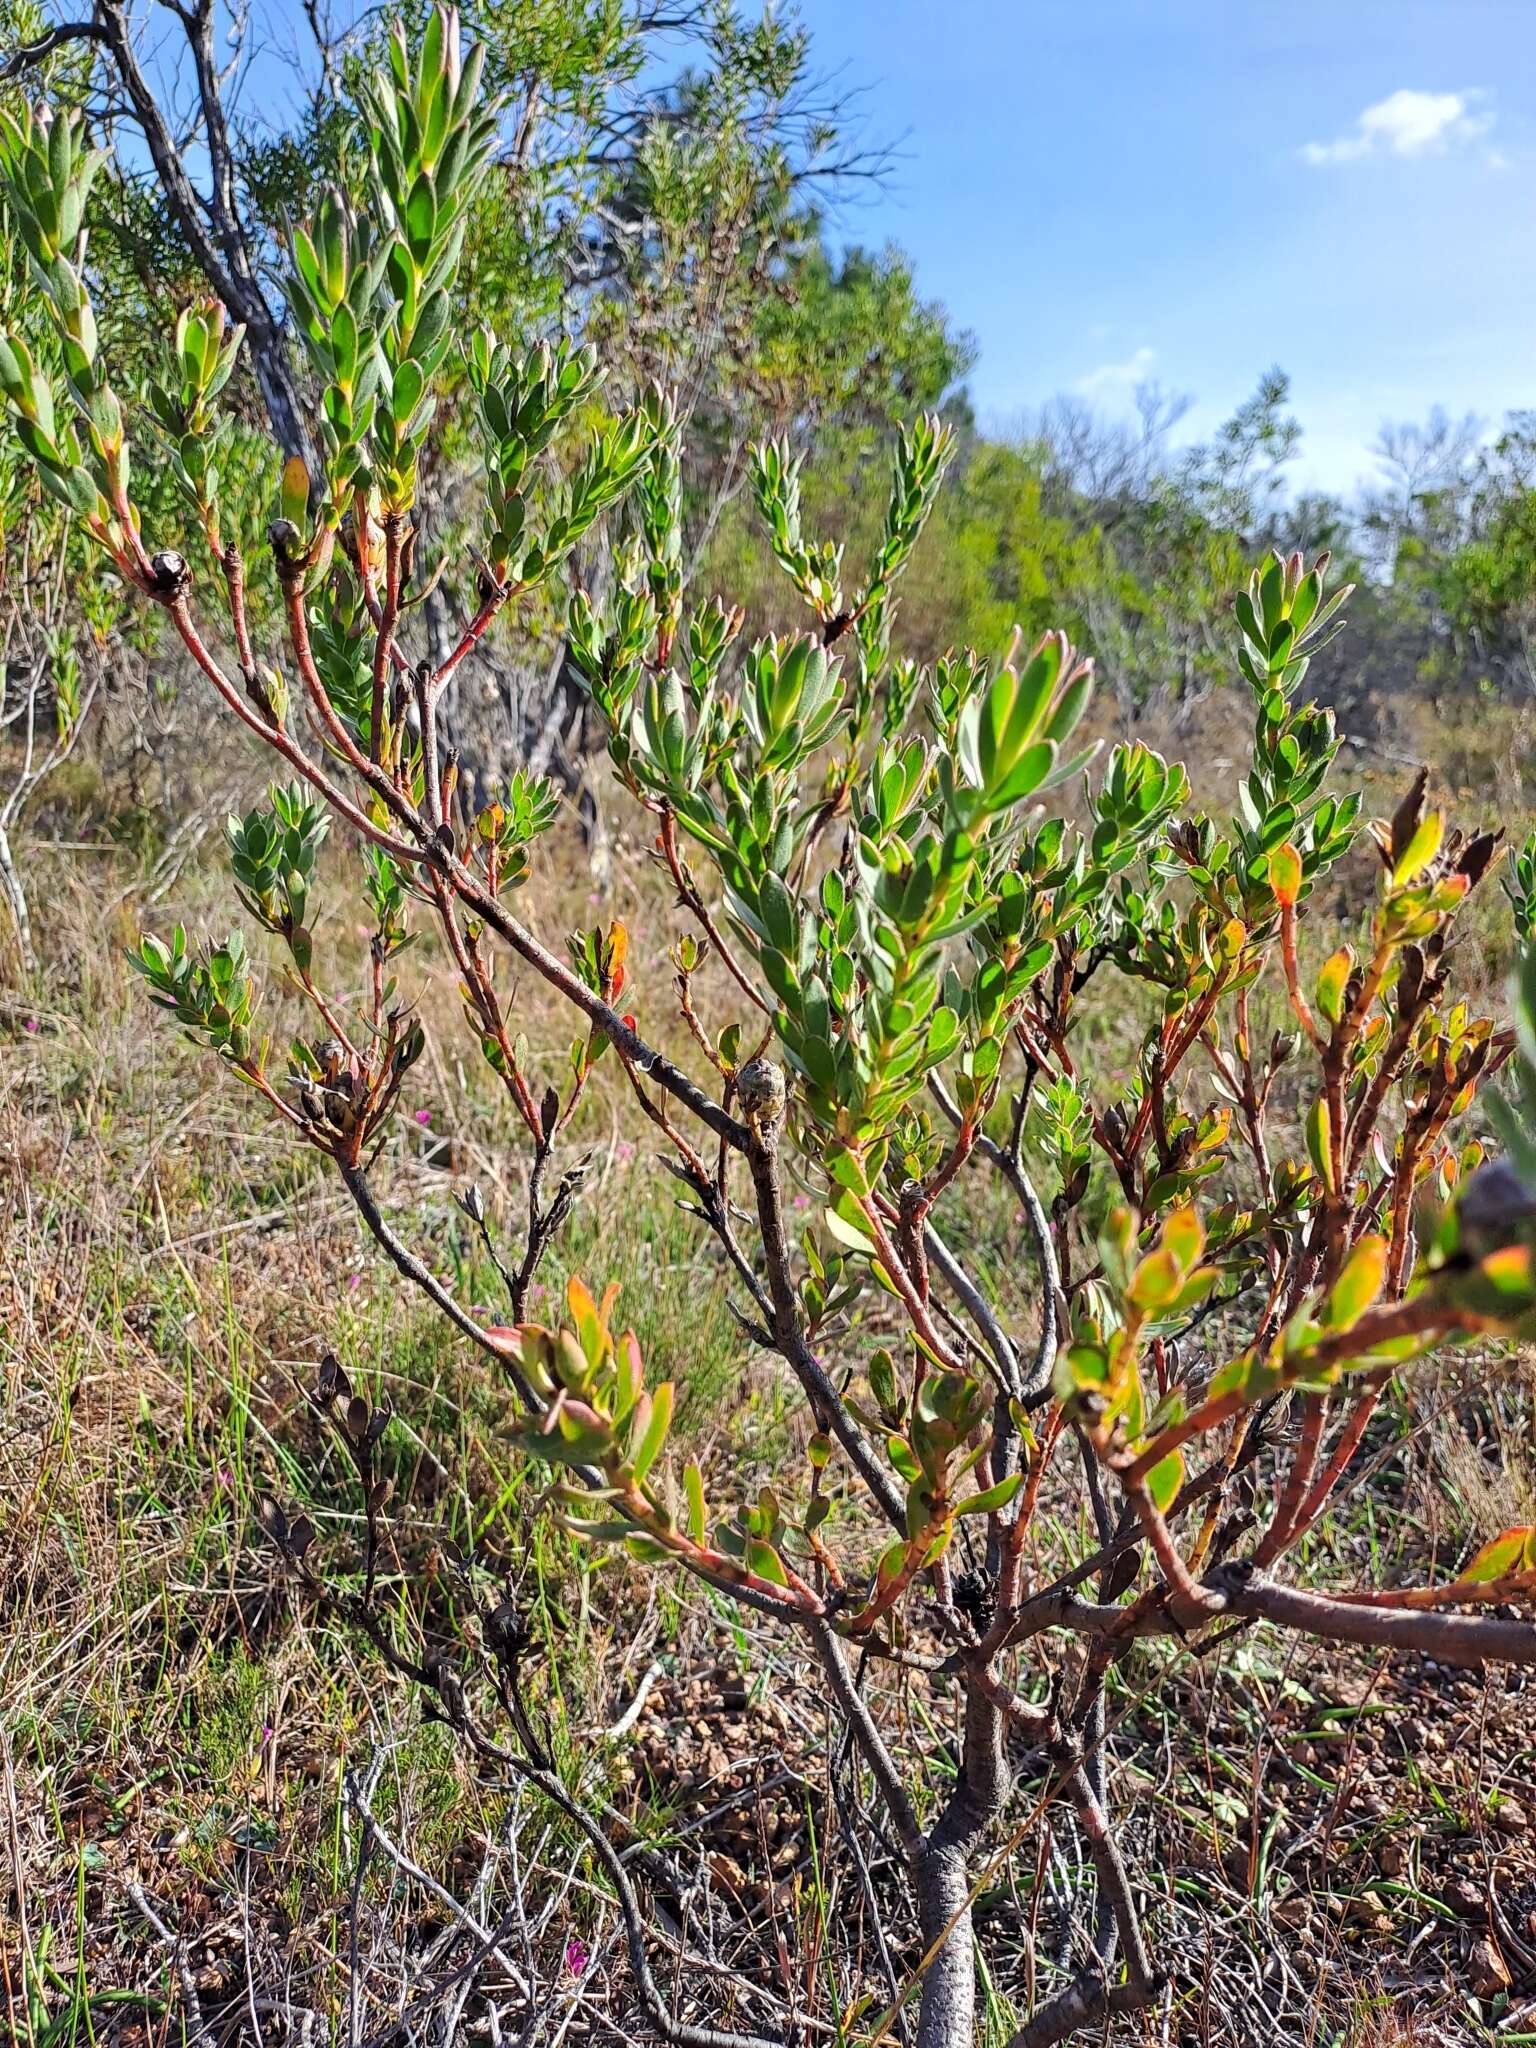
(5, 18, 1536, 2046)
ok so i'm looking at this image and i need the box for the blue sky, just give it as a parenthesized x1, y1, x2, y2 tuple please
(792, 0, 1536, 496)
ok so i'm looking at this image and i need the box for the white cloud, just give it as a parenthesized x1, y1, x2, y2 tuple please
(1076, 345, 1157, 396)
(1301, 89, 1493, 167)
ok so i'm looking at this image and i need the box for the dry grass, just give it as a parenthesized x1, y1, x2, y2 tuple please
(3, 706, 1536, 2046)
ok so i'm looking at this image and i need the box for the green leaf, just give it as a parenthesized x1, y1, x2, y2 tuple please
(957, 1473, 1024, 1517)
(404, 171, 438, 254)
(393, 359, 425, 427)
(630, 1380, 673, 1483)
(1045, 668, 1093, 744)
(1305, 1098, 1334, 1193)
(886, 1436, 921, 1483)
(1008, 637, 1061, 750)
(986, 739, 1056, 811)
(683, 1460, 706, 1545)
(331, 302, 359, 385)
(757, 871, 796, 956)
(822, 1201, 877, 1256)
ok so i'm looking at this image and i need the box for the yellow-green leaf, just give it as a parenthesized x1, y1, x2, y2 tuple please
(1457, 1527, 1534, 1584)
(1269, 842, 1302, 908)
(1171, 1265, 1221, 1314)
(746, 1539, 789, 1586)
(566, 1275, 603, 1365)
(1394, 810, 1444, 887)
(280, 453, 309, 528)
(1128, 1248, 1183, 1312)
(1144, 1448, 1184, 1515)
(1478, 1244, 1534, 1296)
(1323, 1236, 1388, 1330)
(1316, 946, 1353, 1026)
(1160, 1204, 1204, 1275)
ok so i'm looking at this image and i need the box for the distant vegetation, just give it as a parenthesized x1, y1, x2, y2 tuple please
(6, 0, 1536, 846)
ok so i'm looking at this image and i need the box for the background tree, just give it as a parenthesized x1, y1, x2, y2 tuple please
(1, 0, 973, 802)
